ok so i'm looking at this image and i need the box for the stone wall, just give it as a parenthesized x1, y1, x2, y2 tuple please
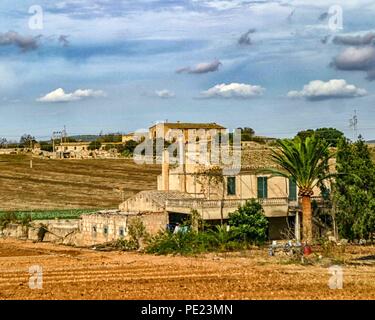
(78, 211, 167, 246)
(0, 219, 80, 244)
(0, 212, 168, 247)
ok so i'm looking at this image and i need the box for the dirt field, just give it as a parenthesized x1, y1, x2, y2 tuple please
(1, 239, 375, 300)
(0, 155, 160, 210)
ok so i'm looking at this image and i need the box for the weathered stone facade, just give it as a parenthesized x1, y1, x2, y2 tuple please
(0, 219, 80, 244)
(78, 211, 167, 246)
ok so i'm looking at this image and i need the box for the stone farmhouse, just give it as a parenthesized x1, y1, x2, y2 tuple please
(55, 141, 123, 158)
(81, 149, 329, 247)
(149, 121, 225, 143)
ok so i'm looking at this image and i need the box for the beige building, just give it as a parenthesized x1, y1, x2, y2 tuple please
(76, 138, 331, 243)
(117, 143, 329, 240)
(79, 210, 167, 246)
(122, 133, 134, 143)
(149, 122, 226, 143)
(55, 141, 124, 158)
(56, 142, 91, 152)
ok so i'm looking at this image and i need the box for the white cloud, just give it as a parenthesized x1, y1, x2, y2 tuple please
(200, 83, 265, 99)
(287, 79, 367, 100)
(37, 88, 106, 102)
(155, 89, 175, 98)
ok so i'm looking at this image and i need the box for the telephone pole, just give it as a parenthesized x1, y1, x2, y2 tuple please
(349, 109, 358, 141)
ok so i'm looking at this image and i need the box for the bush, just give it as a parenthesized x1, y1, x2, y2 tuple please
(117, 140, 138, 157)
(145, 226, 250, 256)
(146, 230, 213, 255)
(128, 217, 147, 249)
(103, 144, 115, 151)
(0, 212, 17, 229)
(88, 141, 102, 151)
(228, 199, 269, 244)
(115, 238, 139, 251)
(144, 201, 269, 255)
(40, 142, 53, 152)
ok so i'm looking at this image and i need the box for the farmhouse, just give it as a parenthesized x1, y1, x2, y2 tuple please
(122, 132, 134, 143)
(149, 121, 226, 143)
(79, 141, 330, 244)
(55, 141, 123, 158)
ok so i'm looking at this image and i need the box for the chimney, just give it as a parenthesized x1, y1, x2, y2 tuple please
(162, 149, 170, 191)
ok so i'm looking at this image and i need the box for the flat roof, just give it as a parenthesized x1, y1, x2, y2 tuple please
(150, 122, 226, 130)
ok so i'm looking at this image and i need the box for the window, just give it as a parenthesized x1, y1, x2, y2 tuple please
(289, 177, 297, 201)
(257, 177, 268, 199)
(119, 227, 125, 237)
(103, 225, 108, 235)
(227, 177, 236, 195)
(92, 225, 97, 236)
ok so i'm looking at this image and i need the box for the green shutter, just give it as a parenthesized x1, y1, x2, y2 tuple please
(289, 178, 297, 201)
(264, 177, 268, 198)
(227, 177, 236, 195)
(257, 177, 262, 198)
(257, 177, 267, 199)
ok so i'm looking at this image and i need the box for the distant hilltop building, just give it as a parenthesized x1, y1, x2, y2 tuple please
(149, 121, 226, 143)
(121, 132, 134, 143)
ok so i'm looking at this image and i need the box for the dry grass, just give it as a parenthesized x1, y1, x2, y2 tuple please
(0, 155, 161, 210)
(1, 239, 375, 300)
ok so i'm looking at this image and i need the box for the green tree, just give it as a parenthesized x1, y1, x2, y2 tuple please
(39, 141, 53, 152)
(88, 140, 102, 151)
(121, 140, 139, 156)
(265, 135, 333, 243)
(315, 128, 344, 147)
(296, 128, 344, 147)
(334, 137, 375, 240)
(238, 127, 255, 141)
(0, 138, 7, 148)
(228, 199, 269, 244)
(296, 129, 315, 141)
(19, 134, 36, 148)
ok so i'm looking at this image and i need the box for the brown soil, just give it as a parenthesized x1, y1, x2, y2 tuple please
(1, 239, 375, 300)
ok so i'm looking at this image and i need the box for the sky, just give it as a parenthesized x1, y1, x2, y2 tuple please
(1, 0, 375, 141)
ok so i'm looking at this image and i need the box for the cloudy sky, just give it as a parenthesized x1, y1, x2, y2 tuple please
(1, 0, 375, 140)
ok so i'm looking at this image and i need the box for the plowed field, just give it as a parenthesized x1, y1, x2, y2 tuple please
(1, 239, 375, 300)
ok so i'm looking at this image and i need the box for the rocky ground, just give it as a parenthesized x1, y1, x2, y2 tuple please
(0, 239, 375, 300)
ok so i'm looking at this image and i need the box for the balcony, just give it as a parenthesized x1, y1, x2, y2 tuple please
(165, 196, 326, 210)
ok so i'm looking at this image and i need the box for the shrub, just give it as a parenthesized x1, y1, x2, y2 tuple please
(128, 217, 147, 249)
(103, 144, 115, 151)
(228, 199, 269, 244)
(115, 238, 139, 251)
(88, 141, 101, 150)
(0, 212, 17, 229)
(146, 230, 211, 255)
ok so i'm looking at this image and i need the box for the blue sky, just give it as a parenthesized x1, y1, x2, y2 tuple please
(1, 0, 375, 140)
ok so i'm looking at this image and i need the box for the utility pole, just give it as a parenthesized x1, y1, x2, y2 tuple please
(349, 109, 358, 141)
(52, 130, 63, 153)
(63, 125, 67, 143)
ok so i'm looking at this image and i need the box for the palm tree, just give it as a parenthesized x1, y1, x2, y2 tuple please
(264, 135, 333, 243)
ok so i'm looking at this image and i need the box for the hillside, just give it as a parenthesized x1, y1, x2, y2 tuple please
(0, 155, 160, 211)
